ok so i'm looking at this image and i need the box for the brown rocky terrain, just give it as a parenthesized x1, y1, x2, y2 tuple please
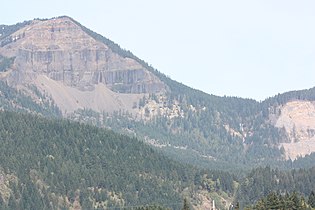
(0, 17, 166, 115)
(274, 100, 315, 159)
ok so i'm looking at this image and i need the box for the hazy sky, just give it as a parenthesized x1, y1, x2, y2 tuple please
(2, 0, 315, 100)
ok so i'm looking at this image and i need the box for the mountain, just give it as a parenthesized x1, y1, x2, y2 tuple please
(1, 16, 315, 170)
(0, 17, 165, 115)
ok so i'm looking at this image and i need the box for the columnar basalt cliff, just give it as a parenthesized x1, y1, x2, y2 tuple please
(0, 17, 166, 114)
(1, 17, 165, 93)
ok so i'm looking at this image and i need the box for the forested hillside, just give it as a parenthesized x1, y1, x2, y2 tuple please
(1, 16, 315, 170)
(0, 81, 61, 117)
(0, 111, 239, 209)
(235, 166, 315, 208)
(0, 20, 32, 47)
(71, 17, 315, 169)
(1, 110, 314, 209)
(1, 17, 315, 209)
(240, 191, 315, 210)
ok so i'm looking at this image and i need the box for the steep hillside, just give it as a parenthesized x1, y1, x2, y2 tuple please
(263, 87, 315, 159)
(0, 80, 60, 117)
(0, 16, 166, 116)
(235, 166, 315, 207)
(1, 17, 315, 169)
(274, 101, 315, 159)
(0, 111, 237, 209)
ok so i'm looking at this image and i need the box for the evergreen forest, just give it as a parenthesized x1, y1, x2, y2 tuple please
(0, 17, 315, 209)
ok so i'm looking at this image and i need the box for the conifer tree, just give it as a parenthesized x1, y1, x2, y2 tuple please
(182, 198, 190, 210)
(290, 191, 302, 210)
(308, 191, 315, 208)
(266, 191, 280, 209)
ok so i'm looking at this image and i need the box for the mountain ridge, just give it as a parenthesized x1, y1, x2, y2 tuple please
(1, 16, 315, 167)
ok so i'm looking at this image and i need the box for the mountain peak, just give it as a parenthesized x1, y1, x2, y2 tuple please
(0, 17, 166, 114)
(1, 17, 315, 167)
(2, 16, 104, 53)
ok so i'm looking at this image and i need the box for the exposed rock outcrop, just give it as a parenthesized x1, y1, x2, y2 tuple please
(274, 101, 315, 159)
(1, 17, 165, 94)
(0, 17, 167, 114)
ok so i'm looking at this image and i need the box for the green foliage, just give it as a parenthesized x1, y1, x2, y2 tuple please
(1, 17, 315, 210)
(3, 16, 315, 172)
(308, 191, 315, 208)
(66, 15, 315, 171)
(263, 87, 315, 108)
(182, 198, 190, 210)
(0, 111, 219, 209)
(0, 55, 14, 72)
(100, 107, 286, 172)
(0, 20, 31, 46)
(132, 205, 171, 210)
(0, 81, 61, 117)
(250, 191, 312, 210)
(235, 166, 315, 206)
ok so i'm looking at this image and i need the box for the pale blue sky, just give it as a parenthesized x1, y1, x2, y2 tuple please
(2, 0, 315, 100)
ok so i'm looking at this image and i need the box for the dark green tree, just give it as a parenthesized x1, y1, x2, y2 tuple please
(8, 195, 17, 209)
(234, 202, 240, 210)
(182, 198, 190, 210)
(308, 191, 315, 208)
(254, 198, 266, 210)
(266, 191, 280, 209)
(290, 191, 302, 210)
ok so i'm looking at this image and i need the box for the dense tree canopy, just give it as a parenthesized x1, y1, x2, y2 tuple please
(235, 166, 315, 207)
(0, 111, 239, 209)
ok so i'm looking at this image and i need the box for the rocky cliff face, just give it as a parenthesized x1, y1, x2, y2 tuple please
(0, 17, 166, 115)
(2, 17, 315, 163)
(0, 17, 165, 94)
(273, 101, 315, 159)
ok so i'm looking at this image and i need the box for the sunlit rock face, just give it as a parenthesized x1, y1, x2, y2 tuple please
(274, 101, 315, 159)
(1, 17, 166, 94)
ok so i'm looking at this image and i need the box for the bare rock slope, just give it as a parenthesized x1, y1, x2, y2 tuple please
(274, 101, 315, 159)
(0, 17, 166, 115)
(2, 17, 315, 161)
